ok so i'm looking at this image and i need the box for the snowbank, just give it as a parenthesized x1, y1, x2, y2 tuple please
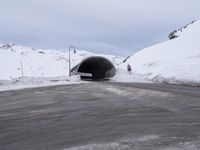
(0, 76, 83, 92)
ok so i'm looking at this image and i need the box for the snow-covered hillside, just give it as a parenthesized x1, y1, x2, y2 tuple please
(118, 20, 200, 85)
(1, 20, 200, 86)
(0, 43, 123, 80)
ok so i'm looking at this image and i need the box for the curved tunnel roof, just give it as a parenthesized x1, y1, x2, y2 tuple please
(71, 56, 116, 80)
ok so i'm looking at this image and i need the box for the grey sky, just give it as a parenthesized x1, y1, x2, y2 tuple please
(0, 0, 199, 56)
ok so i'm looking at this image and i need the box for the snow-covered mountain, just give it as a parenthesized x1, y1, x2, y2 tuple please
(0, 43, 123, 80)
(119, 20, 200, 85)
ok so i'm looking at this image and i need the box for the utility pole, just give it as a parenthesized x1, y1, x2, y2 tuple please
(20, 60, 24, 78)
(69, 46, 75, 77)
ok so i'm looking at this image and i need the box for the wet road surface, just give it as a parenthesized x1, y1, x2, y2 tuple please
(0, 82, 200, 150)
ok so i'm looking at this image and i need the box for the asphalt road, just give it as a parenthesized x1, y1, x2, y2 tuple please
(0, 82, 200, 150)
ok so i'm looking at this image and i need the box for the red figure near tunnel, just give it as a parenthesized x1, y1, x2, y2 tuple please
(127, 64, 132, 75)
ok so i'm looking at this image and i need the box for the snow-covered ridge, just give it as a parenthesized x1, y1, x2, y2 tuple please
(119, 20, 200, 85)
(0, 43, 124, 80)
(168, 20, 197, 39)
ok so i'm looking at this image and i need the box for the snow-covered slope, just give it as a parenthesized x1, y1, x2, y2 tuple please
(119, 20, 200, 85)
(0, 44, 123, 80)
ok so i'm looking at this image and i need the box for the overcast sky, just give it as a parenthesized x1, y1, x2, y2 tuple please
(0, 0, 199, 56)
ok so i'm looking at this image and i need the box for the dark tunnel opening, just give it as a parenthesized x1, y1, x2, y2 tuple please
(77, 56, 116, 80)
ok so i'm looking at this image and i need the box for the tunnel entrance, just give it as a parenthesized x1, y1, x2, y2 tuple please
(76, 56, 116, 80)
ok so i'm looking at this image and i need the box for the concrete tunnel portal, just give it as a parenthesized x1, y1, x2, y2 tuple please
(72, 56, 116, 80)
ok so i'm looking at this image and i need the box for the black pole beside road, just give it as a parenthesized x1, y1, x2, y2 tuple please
(68, 46, 76, 77)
